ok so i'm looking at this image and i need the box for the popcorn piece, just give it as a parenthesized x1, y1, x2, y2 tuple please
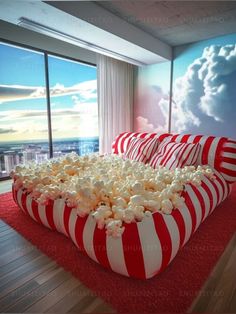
(77, 199, 94, 217)
(143, 199, 161, 212)
(205, 167, 216, 180)
(130, 195, 145, 206)
(133, 205, 145, 221)
(160, 188, 173, 200)
(93, 180, 105, 192)
(78, 187, 92, 198)
(144, 210, 152, 218)
(64, 165, 77, 176)
(171, 194, 185, 209)
(170, 181, 184, 192)
(161, 199, 173, 214)
(99, 189, 111, 203)
(123, 208, 135, 223)
(92, 205, 112, 229)
(113, 207, 125, 220)
(112, 197, 127, 208)
(37, 194, 49, 205)
(106, 219, 125, 237)
(130, 182, 144, 194)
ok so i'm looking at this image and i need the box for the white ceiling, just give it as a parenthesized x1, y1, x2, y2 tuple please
(97, 1, 236, 46)
(0, 0, 171, 65)
(0, 1, 236, 65)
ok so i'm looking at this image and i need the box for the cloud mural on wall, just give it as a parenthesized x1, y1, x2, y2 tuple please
(172, 44, 236, 137)
(134, 60, 171, 134)
(134, 84, 169, 133)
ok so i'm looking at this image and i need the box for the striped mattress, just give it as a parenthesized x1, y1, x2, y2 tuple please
(12, 168, 231, 279)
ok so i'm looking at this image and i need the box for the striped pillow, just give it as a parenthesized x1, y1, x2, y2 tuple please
(124, 137, 159, 163)
(149, 141, 201, 170)
(112, 132, 171, 154)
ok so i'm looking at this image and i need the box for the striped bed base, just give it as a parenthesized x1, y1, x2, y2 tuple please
(12, 170, 231, 280)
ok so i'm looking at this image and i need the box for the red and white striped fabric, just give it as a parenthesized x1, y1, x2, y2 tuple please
(124, 137, 159, 163)
(112, 132, 171, 155)
(13, 168, 231, 279)
(112, 132, 236, 183)
(149, 141, 201, 169)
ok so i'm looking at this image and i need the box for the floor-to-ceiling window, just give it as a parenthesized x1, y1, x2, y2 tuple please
(0, 41, 98, 179)
(0, 42, 49, 179)
(48, 55, 98, 157)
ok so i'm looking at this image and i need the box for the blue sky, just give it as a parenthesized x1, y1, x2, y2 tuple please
(0, 42, 96, 86)
(138, 61, 171, 93)
(0, 43, 45, 86)
(48, 54, 96, 86)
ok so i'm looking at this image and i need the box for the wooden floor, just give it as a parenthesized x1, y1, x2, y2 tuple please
(0, 181, 235, 313)
(189, 233, 236, 313)
(0, 219, 115, 313)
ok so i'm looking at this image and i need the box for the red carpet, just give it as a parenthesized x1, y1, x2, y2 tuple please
(0, 186, 236, 313)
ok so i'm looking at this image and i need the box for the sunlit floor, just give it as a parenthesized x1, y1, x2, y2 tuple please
(0, 179, 12, 194)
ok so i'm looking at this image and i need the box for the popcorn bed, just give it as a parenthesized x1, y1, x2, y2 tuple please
(11, 153, 215, 238)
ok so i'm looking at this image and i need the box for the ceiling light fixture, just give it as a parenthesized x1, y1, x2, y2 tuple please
(18, 17, 146, 66)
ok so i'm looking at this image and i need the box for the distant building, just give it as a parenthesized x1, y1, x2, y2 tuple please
(35, 152, 49, 163)
(4, 153, 20, 173)
(0, 155, 4, 172)
(22, 150, 36, 163)
(53, 151, 64, 158)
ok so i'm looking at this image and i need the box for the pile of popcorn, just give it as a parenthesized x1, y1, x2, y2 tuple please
(11, 153, 216, 237)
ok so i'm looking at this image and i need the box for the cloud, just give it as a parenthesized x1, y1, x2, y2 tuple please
(0, 128, 17, 134)
(135, 116, 168, 134)
(22, 128, 58, 134)
(49, 80, 97, 100)
(0, 109, 92, 121)
(0, 85, 37, 102)
(134, 83, 169, 133)
(72, 96, 98, 116)
(173, 44, 236, 137)
(135, 117, 158, 133)
(0, 104, 98, 140)
(0, 80, 97, 103)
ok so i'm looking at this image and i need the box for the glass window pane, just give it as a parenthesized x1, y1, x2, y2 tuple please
(0, 42, 49, 178)
(48, 55, 98, 157)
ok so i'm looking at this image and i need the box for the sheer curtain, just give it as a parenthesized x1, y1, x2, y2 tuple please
(97, 54, 134, 154)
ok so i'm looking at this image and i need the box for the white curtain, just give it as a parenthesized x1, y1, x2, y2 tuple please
(97, 54, 134, 154)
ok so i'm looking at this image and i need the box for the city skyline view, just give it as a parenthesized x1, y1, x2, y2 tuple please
(0, 137, 99, 178)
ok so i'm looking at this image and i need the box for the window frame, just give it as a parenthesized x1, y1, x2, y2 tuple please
(0, 38, 97, 181)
